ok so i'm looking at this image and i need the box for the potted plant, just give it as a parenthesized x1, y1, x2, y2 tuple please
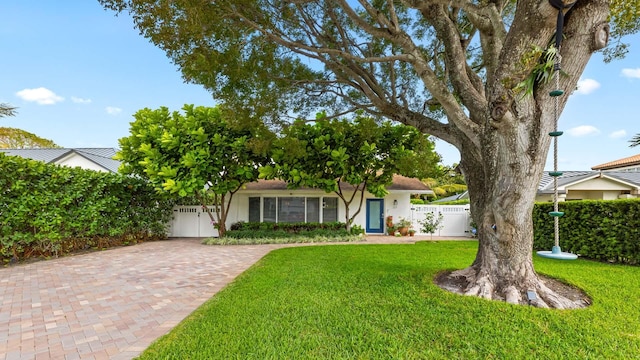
(386, 216, 395, 235)
(387, 225, 396, 236)
(408, 228, 416, 237)
(396, 217, 412, 236)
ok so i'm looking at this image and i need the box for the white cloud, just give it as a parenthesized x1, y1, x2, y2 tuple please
(15, 87, 64, 105)
(575, 78, 600, 95)
(567, 125, 600, 137)
(609, 130, 627, 139)
(105, 106, 122, 115)
(71, 96, 92, 104)
(621, 68, 640, 79)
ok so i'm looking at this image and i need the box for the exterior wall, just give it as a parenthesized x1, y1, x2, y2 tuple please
(566, 190, 627, 201)
(227, 190, 414, 234)
(567, 177, 631, 191)
(535, 194, 566, 202)
(56, 154, 108, 172)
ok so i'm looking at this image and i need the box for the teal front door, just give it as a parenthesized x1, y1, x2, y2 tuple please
(366, 199, 384, 234)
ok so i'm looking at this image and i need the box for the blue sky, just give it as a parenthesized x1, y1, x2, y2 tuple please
(1, 1, 639, 171)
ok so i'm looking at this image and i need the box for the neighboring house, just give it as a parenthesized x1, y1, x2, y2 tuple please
(0, 148, 120, 173)
(537, 171, 640, 202)
(413, 170, 640, 203)
(592, 153, 640, 172)
(170, 175, 434, 237)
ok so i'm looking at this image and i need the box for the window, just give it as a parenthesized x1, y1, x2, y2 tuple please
(248, 197, 260, 222)
(323, 198, 338, 223)
(263, 197, 277, 222)
(278, 197, 306, 223)
(307, 198, 320, 223)
(248, 196, 337, 223)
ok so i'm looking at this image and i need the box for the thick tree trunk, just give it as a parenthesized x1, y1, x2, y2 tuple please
(444, 118, 589, 308)
(433, 0, 609, 309)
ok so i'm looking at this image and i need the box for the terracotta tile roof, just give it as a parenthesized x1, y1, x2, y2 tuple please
(592, 154, 640, 170)
(243, 174, 431, 192)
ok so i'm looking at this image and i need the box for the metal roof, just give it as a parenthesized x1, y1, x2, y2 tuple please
(0, 148, 119, 173)
(538, 170, 640, 194)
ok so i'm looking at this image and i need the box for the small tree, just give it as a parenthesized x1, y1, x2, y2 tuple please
(260, 114, 440, 231)
(419, 212, 444, 239)
(116, 104, 273, 237)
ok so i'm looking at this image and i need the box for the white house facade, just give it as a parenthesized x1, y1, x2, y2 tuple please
(169, 175, 434, 237)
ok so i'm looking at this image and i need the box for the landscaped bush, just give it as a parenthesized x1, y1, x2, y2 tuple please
(410, 198, 425, 204)
(227, 221, 350, 238)
(533, 199, 640, 264)
(211, 221, 364, 244)
(0, 153, 173, 263)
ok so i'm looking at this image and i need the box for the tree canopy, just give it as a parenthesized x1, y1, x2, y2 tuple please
(260, 114, 440, 229)
(101, 0, 639, 308)
(0, 127, 59, 149)
(116, 104, 274, 236)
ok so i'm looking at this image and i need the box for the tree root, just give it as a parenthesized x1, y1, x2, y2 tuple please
(437, 269, 591, 309)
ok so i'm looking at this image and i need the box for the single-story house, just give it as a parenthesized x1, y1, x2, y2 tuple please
(170, 175, 434, 237)
(422, 168, 640, 204)
(0, 148, 120, 173)
(1, 148, 433, 236)
(537, 171, 640, 201)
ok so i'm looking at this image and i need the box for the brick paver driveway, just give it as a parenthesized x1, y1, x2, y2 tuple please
(0, 235, 466, 359)
(0, 239, 284, 360)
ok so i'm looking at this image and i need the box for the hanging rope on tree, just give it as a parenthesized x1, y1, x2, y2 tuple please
(537, 0, 578, 260)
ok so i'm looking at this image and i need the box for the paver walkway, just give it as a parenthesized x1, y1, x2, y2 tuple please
(0, 236, 470, 360)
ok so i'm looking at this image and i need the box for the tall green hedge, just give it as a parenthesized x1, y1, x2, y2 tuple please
(533, 199, 640, 264)
(0, 153, 173, 262)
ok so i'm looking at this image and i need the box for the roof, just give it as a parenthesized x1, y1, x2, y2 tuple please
(592, 154, 640, 171)
(538, 171, 594, 193)
(538, 171, 640, 194)
(432, 191, 469, 203)
(0, 148, 119, 173)
(243, 174, 432, 193)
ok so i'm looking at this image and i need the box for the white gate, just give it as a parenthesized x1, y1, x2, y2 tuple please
(410, 205, 471, 237)
(170, 206, 219, 238)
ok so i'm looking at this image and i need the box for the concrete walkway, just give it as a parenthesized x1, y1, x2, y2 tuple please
(0, 236, 471, 360)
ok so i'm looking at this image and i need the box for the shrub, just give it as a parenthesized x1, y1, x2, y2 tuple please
(0, 153, 172, 262)
(225, 221, 350, 239)
(533, 199, 640, 264)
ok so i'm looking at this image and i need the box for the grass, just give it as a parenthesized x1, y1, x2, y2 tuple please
(138, 241, 640, 359)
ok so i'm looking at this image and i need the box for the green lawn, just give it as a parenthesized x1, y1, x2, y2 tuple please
(138, 241, 640, 359)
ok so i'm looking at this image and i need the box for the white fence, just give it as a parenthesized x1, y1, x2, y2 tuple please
(410, 205, 472, 237)
(169, 206, 219, 237)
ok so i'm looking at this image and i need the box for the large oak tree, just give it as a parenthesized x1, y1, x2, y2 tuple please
(100, 0, 638, 308)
